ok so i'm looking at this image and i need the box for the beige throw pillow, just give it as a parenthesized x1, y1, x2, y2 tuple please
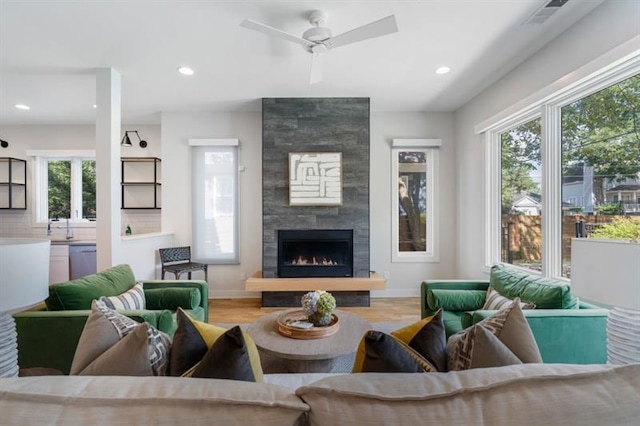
(70, 299, 170, 376)
(482, 287, 535, 310)
(447, 299, 542, 371)
(99, 281, 146, 310)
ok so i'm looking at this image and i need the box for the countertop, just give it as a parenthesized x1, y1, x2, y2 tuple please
(50, 240, 96, 246)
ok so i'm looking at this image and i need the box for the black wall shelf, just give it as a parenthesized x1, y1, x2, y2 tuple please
(0, 157, 27, 210)
(121, 157, 161, 209)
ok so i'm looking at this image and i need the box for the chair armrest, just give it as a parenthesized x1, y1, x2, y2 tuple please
(141, 279, 208, 323)
(420, 280, 489, 318)
(468, 308, 609, 364)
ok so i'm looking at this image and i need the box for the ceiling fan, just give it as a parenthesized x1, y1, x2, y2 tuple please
(241, 10, 398, 85)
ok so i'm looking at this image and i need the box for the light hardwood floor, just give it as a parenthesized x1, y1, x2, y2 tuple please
(209, 297, 422, 324)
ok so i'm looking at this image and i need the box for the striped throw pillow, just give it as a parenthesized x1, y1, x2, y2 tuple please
(99, 281, 146, 310)
(482, 287, 536, 311)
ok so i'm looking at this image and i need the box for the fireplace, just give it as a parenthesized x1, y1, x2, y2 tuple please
(278, 229, 353, 278)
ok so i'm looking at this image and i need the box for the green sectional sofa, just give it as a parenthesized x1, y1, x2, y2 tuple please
(421, 264, 609, 364)
(14, 264, 208, 374)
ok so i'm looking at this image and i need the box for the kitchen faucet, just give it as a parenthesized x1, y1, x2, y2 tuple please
(53, 218, 74, 240)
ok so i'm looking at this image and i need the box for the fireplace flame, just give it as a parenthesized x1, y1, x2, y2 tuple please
(291, 256, 338, 266)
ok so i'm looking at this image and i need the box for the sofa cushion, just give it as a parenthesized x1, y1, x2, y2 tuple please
(46, 264, 136, 311)
(427, 289, 486, 312)
(0, 376, 309, 426)
(352, 330, 437, 373)
(447, 299, 542, 371)
(99, 281, 146, 310)
(70, 300, 170, 376)
(490, 264, 578, 309)
(169, 308, 263, 382)
(442, 310, 466, 336)
(296, 364, 640, 426)
(390, 309, 447, 372)
(482, 286, 536, 310)
(144, 287, 201, 311)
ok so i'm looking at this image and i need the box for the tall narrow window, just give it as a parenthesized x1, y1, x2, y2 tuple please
(191, 140, 239, 264)
(499, 118, 542, 272)
(391, 139, 440, 262)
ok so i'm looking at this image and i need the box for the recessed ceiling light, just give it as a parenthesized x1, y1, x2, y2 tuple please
(178, 66, 194, 76)
(93, 104, 97, 109)
(15, 104, 30, 110)
(435, 66, 451, 75)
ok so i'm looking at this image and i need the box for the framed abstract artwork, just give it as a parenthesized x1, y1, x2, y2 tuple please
(289, 152, 342, 206)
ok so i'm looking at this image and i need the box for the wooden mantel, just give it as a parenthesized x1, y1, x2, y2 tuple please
(245, 271, 386, 292)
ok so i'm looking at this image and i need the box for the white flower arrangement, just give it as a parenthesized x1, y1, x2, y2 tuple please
(300, 290, 336, 326)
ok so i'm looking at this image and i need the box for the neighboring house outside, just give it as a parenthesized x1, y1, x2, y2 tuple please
(512, 192, 577, 216)
(605, 179, 640, 215)
(560, 173, 640, 215)
(512, 193, 542, 216)
(562, 181, 586, 214)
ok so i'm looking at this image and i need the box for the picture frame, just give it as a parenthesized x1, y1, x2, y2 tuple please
(289, 152, 342, 206)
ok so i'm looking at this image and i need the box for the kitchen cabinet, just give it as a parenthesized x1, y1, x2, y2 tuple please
(0, 157, 27, 209)
(49, 244, 69, 284)
(121, 157, 161, 209)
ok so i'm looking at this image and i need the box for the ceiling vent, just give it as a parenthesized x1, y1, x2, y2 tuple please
(523, 0, 570, 25)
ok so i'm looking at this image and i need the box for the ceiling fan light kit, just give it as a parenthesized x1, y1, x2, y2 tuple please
(241, 10, 398, 85)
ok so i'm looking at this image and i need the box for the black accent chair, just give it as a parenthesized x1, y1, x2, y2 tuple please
(159, 246, 208, 281)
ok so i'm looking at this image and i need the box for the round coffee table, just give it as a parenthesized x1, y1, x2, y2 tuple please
(246, 309, 371, 373)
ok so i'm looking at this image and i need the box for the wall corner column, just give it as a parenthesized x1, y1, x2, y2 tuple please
(95, 67, 122, 270)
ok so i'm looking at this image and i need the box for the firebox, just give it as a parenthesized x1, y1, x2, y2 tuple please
(277, 229, 353, 278)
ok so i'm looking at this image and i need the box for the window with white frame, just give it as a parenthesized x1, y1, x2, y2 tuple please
(483, 57, 639, 279)
(31, 151, 96, 223)
(391, 139, 440, 262)
(190, 139, 239, 264)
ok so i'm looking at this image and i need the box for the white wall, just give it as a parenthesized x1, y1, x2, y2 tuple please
(571, 238, 640, 310)
(454, 0, 640, 279)
(161, 110, 456, 298)
(370, 112, 457, 297)
(160, 112, 263, 298)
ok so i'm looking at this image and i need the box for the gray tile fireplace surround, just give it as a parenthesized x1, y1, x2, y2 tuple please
(262, 98, 371, 298)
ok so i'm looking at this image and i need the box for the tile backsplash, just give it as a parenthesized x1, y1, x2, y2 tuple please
(121, 211, 162, 236)
(0, 210, 160, 239)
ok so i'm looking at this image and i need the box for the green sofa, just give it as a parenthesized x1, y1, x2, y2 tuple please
(14, 264, 208, 374)
(421, 264, 609, 364)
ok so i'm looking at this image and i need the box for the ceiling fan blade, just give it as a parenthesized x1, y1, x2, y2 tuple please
(325, 15, 398, 49)
(241, 19, 312, 48)
(309, 53, 324, 85)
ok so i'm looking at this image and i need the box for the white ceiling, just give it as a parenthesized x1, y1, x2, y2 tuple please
(0, 0, 605, 125)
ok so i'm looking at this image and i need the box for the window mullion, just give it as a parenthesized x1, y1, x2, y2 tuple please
(70, 158, 83, 220)
(540, 104, 562, 278)
(484, 131, 502, 268)
(38, 158, 48, 222)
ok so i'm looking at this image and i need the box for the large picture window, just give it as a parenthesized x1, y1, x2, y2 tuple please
(560, 75, 640, 277)
(484, 58, 639, 279)
(391, 139, 440, 262)
(190, 139, 239, 264)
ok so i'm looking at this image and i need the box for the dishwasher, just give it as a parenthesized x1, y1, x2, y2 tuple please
(69, 244, 97, 279)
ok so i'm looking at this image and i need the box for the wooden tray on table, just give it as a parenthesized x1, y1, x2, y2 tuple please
(276, 309, 340, 340)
